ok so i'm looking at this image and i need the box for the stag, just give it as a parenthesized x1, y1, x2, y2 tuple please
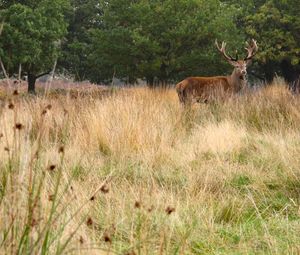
(176, 39, 258, 104)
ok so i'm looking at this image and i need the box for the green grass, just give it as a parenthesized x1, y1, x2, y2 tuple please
(1, 84, 300, 254)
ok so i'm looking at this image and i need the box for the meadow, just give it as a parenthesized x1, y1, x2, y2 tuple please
(0, 80, 300, 255)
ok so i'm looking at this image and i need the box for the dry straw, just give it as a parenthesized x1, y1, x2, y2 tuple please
(0, 83, 300, 254)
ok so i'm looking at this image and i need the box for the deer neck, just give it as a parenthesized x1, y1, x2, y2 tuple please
(229, 69, 247, 92)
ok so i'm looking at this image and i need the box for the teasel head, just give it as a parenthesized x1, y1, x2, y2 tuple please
(48, 164, 56, 172)
(46, 104, 52, 110)
(79, 236, 84, 244)
(58, 145, 65, 154)
(165, 206, 175, 215)
(15, 123, 24, 130)
(134, 201, 141, 209)
(86, 217, 93, 227)
(8, 101, 14, 110)
(48, 194, 55, 202)
(100, 184, 109, 194)
(103, 233, 112, 244)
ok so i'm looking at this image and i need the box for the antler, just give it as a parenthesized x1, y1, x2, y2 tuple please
(215, 40, 238, 62)
(244, 39, 258, 61)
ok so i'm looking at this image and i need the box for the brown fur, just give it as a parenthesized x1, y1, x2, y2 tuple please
(176, 75, 237, 104)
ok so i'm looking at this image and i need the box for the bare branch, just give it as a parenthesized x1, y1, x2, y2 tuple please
(0, 22, 3, 35)
(44, 59, 57, 96)
(18, 63, 22, 81)
(0, 58, 11, 90)
(36, 71, 51, 79)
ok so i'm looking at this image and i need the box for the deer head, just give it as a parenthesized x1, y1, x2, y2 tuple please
(215, 39, 258, 80)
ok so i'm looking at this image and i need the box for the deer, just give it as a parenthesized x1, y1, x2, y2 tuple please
(176, 39, 258, 105)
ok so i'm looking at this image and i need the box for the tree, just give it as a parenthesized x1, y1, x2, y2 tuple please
(0, 0, 70, 93)
(60, 0, 103, 81)
(223, 0, 300, 83)
(86, 0, 244, 86)
(244, 0, 300, 82)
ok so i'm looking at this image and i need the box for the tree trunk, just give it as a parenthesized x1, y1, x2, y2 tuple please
(263, 60, 276, 83)
(28, 73, 36, 94)
(159, 62, 168, 88)
(146, 77, 154, 88)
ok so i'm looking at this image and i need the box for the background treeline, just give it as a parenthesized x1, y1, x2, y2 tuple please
(0, 0, 300, 92)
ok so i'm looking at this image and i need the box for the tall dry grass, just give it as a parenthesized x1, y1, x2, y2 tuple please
(1, 81, 300, 254)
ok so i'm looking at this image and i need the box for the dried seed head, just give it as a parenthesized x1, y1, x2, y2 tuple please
(86, 217, 93, 226)
(100, 184, 109, 194)
(134, 201, 141, 209)
(13, 90, 19, 96)
(48, 164, 56, 171)
(34, 151, 40, 159)
(41, 105, 52, 116)
(79, 236, 84, 244)
(103, 234, 112, 243)
(48, 194, 55, 201)
(4, 147, 9, 152)
(31, 218, 38, 227)
(15, 123, 23, 130)
(0, 133, 3, 139)
(58, 146, 64, 153)
(147, 205, 154, 213)
(165, 206, 175, 215)
(125, 251, 137, 255)
(8, 102, 14, 109)
(63, 109, 68, 115)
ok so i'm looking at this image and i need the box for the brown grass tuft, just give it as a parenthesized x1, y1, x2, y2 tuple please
(0, 82, 300, 254)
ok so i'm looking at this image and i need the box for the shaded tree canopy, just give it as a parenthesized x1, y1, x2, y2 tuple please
(1, 0, 300, 90)
(85, 0, 243, 85)
(0, 0, 70, 93)
(245, 0, 300, 82)
(225, 0, 300, 82)
(59, 0, 103, 80)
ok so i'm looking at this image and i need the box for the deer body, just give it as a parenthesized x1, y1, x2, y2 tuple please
(176, 40, 258, 104)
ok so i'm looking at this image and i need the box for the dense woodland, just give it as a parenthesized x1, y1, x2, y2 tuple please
(0, 0, 300, 93)
(2, 2, 300, 254)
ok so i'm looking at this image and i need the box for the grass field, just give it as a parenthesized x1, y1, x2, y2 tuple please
(1, 80, 300, 254)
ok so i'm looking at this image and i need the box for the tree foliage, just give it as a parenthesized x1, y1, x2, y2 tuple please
(224, 0, 300, 82)
(86, 0, 243, 85)
(1, 0, 300, 90)
(245, 0, 300, 82)
(60, 0, 102, 80)
(0, 0, 70, 93)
